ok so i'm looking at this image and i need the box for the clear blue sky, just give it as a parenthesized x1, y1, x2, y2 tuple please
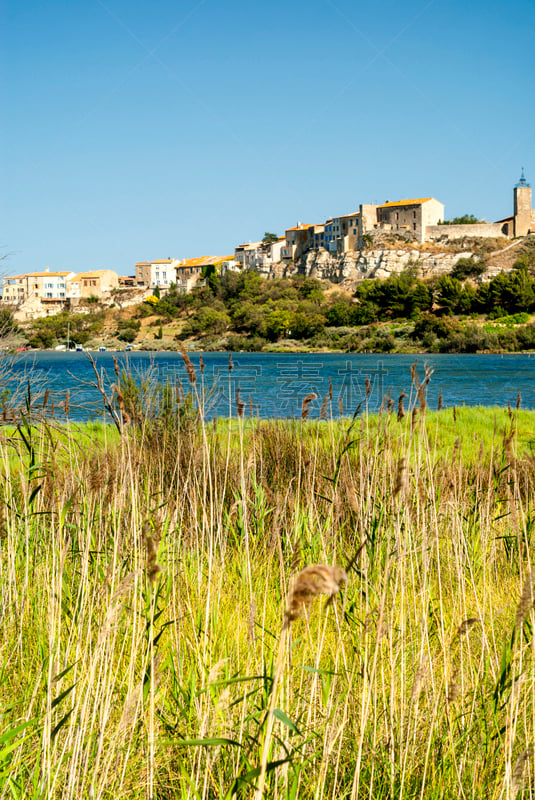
(1, 0, 534, 275)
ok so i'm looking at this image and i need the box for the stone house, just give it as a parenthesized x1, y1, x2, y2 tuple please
(282, 224, 312, 260)
(359, 198, 445, 244)
(1, 270, 74, 305)
(175, 256, 233, 293)
(67, 270, 119, 299)
(1, 275, 28, 304)
(234, 238, 285, 269)
(135, 259, 178, 289)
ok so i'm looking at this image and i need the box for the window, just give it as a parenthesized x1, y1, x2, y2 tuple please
(413, 223, 417, 231)
(413, 211, 416, 219)
(353, 229, 357, 235)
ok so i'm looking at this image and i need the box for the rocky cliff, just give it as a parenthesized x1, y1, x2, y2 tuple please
(259, 248, 472, 285)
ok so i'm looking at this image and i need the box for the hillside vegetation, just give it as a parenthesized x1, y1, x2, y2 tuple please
(9, 237, 535, 353)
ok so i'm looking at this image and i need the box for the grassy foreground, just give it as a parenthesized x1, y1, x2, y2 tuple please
(1, 398, 535, 799)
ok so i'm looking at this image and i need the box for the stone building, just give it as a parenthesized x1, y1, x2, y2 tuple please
(281, 224, 311, 260)
(135, 259, 178, 290)
(1, 269, 74, 305)
(234, 238, 285, 269)
(174, 255, 233, 293)
(359, 198, 445, 244)
(67, 270, 119, 299)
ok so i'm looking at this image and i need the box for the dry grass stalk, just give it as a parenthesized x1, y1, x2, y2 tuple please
(290, 540, 302, 573)
(511, 745, 534, 797)
(455, 617, 480, 639)
(437, 389, 443, 411)
(446, 667, 460, 704)
(410, 658, 428, 703)
(285, 564, 347, 622)
(143, 523, 163, 584)
(301, 392, 317, 420)
(255, 564, 348, 800)
(179, 344, 197, 385)
(319, 394, 330, 421)
(114, 386, 131, 426)
(235, 388, 245, 419)
(516, 571, 535, 629)
(516, 391, 522, 410)
(397, 391, 407, 421)
(247, 599, 256, 645)
(394, 458, 407, 498)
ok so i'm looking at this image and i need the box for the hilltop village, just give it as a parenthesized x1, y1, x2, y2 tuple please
(3, 175, 535, 353)
(3, 174, 535, 323)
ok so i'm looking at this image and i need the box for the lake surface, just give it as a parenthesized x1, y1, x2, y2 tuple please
(5, 351, 535, 420)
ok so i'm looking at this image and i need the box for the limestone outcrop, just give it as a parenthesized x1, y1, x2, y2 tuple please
(256, 249, 473, 285)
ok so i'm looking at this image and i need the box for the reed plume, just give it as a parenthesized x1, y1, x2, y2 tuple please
(179, 344, 197, 385)
(285, 564, 348, 622)
(255, 564, 347, 799)
(301, 392, 317, 420)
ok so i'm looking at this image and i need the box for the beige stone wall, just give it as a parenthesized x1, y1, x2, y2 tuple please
(426, 223, 507, 240)
(358, 204, 378, 242)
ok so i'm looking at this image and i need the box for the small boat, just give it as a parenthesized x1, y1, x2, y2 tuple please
(99, 346, 106, 351)
(75, 343, 84, 352)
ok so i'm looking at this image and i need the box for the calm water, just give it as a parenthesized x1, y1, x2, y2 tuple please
(6, 351, 535, 420)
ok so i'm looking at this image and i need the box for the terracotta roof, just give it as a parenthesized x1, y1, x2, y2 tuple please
(176, 256, 226, 269)
(70, 270, 116, 279)
(152, 259, 175, 264)
(285, 224, 311, 232)
(378, 198, 433, 208)
(26, 271, 72, 277)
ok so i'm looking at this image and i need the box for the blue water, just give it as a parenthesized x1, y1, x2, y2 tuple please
(6, 351, 535, 420)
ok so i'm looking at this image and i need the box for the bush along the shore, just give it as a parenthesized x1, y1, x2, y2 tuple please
(134, 259, 535, 352)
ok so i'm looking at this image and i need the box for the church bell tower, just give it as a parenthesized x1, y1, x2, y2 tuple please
(514, 168, 532, 237)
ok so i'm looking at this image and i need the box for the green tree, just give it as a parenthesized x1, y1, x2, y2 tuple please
(440, 214, 481, 225)
(261, 232, 279, 249)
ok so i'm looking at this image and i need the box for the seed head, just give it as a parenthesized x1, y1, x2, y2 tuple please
(285, 564, 347, 622)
